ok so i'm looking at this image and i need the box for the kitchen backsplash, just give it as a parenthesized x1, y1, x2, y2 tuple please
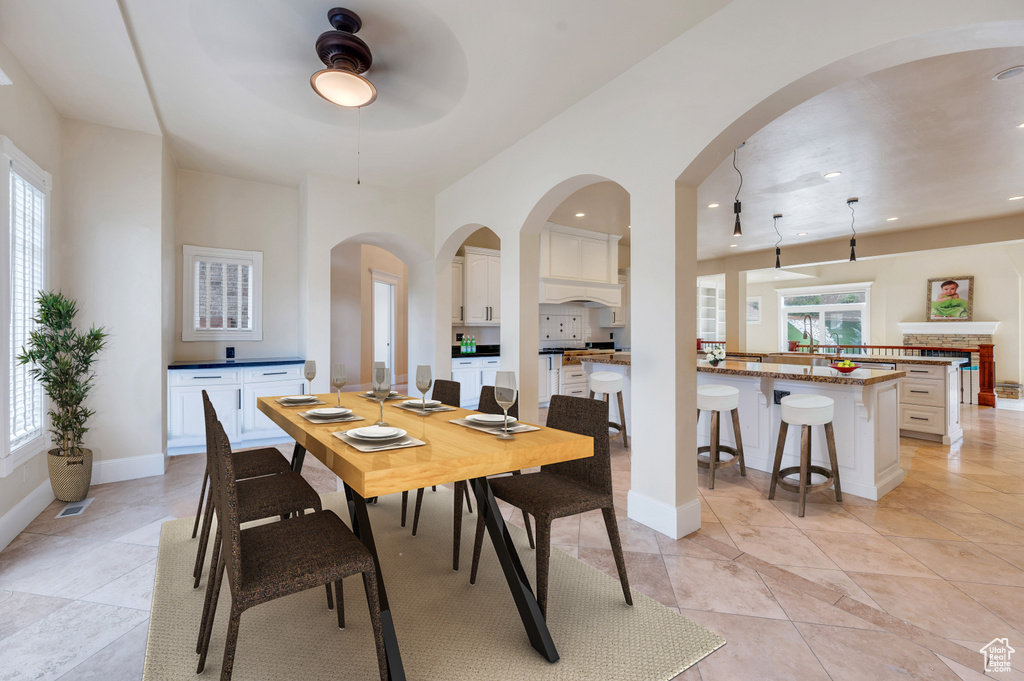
(539, 304, 612, 349)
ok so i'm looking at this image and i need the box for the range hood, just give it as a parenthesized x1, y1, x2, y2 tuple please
(539, 278, 622, 306)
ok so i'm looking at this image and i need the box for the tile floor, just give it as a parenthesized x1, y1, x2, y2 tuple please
(2, 399, 1023, 680)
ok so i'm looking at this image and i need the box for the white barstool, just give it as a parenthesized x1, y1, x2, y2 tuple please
(768, 394, 843, 517)
(696, 385, 745, 489)
(589, 371, 628, 449)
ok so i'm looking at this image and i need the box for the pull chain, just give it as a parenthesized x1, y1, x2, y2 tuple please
(357, 107, 361, 185)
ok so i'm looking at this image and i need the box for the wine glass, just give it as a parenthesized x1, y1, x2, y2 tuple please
(331, 363, 347, 406)
(304, 360, 316, 397)
(415, 365, 432, 412)
(372, 363, 391, 426)
(494, 371, 518, 440)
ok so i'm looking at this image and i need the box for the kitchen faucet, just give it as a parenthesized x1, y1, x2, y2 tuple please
(802, 314, 817, 354)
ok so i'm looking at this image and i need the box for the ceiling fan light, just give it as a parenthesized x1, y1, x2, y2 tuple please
(311, 69, 377, 107)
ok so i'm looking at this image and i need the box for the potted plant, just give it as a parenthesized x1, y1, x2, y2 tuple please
(17, 291, 107, 502)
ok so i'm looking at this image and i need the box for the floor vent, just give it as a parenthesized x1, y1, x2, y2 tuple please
(56, 497, 94, 518)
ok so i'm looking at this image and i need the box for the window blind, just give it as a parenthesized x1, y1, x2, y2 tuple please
(9, 167, 45, 450)
(193, 255, 253, 332)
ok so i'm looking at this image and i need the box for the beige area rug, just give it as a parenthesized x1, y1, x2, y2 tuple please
(144, 489, 725, 680)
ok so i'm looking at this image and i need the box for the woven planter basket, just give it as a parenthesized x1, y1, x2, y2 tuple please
(47, 448, 93, 502)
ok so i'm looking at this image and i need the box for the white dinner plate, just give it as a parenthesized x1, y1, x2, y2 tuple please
(363, 391, 400, 397)
(467, 413, 517, 425)
(306, 407, 351, 417)
(281, 395, 317, 403)
(403, 399, 441, 408)
(346, 426, 406, 440)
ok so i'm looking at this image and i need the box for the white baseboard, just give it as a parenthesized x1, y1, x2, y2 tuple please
(92, 452, 167, 485)
(0, 480, 55, 552)
(626, 489, 702, 540)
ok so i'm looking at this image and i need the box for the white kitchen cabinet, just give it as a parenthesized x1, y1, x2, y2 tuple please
(538, 353, 562, 406)
(452, 357, 483, 408)
(560, 364, 588, 397)
(168, 362, 305, 454)
(451, 256, 465, 325)
(599, 274, 628, 328)
(463, 246, 500, 325)
(896, 361, 963, 444)
(541, 224, 619, 284)
(480, 357, 501, 389)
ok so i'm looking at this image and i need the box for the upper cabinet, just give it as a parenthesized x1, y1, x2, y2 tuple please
(539, 223, 622, 306)
(463, 246, 500, 326)
(451, 256, 465, 324)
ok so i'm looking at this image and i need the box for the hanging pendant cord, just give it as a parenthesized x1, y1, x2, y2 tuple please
(733, 149, 743, 202)
(773, 215, 782, 249)
(357, 107, 361, 186)
(848, 200, 856, 238)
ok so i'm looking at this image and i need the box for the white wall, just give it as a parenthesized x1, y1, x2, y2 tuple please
(174, 170, 299, 360)
(60, 119, 166, 473)
(0, 36, 64, 521)
(746, 243, 1024, 384)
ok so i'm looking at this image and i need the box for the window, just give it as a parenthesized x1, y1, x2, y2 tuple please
(778, 283, 871, 353)
(182, 245, 263, 341)
(2, 136, 51, 476)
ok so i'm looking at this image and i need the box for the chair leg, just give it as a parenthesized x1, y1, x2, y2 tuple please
(196, 541, 225, 666)
(401, 490, 408, 527)
(768, 421, 789, 500)
(824, 422, 843, 502)
(799, 425, 811, 518)
(509, 470, 534, 548)
(708, 410, 720, 490)
(601, 506, 633, 606)
(731, 407, 746, 476)
(325, 583, 334, 610)
(193, 486, 215, 585)
(617, 391, 628, 449)
(196, 526, 223, 654)
(432, 485, 437, 491)
(412, 488, 425, 535)
(534, 516, 551, 619)
(217, 605, 243, 681)
(191, 470, 208, 538)
(470, 509, 487, 584)
(453, 480, 465, 571)
(335, 579, 346, 629)
(362, 570, 389, 681)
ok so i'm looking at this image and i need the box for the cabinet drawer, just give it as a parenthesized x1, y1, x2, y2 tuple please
(562, 384, 589, 397)
(899, 404, 945, 434)
(560, 367, 587, 384)
(169, 369, 242, 386)
(242, 365, 304, 382)
(452, 358, 481, 369)
(481, 358, 501, 367)
(899, 379, 945, 408)
(897, 364, 945, 381)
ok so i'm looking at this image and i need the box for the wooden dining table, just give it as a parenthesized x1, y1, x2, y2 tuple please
(258, 391, 594, 681)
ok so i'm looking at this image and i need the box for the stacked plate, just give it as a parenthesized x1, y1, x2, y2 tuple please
(363, 391, 401, 398)
(280, 395, 318, 405)
(466, 413, 516, 425)
(304, 407, 352, 420)
(344, 426, 407, 441)
(402, 399, 441, 409)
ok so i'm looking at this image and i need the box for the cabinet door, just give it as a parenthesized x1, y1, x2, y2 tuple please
(452, 368, 481, 408)
(480, 358, 501, 389)
(464, 254, 490, 324)
(451, 260, 464, 324)
(242, 379, 306, 437)
(486, 255, 501, 324)
(538, 355, 553, 403)
(169, 384, 240, 447)
(579, 237, 610, 282)
(548, 232, 580, 279)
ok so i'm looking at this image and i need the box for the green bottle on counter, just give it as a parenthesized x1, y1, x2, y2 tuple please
(470, 336, 476, 353)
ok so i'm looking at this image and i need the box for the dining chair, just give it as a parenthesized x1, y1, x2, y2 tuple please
(401, 379, 466, 529)
(193, 391, 324, 590)
(196, 418, 388, 681)
(469, 394, 632, 617)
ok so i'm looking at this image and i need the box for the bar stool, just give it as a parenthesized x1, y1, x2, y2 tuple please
(768, 394, 842, 517)
(696, 385, 745, 489)
(589, 371, 628, 449)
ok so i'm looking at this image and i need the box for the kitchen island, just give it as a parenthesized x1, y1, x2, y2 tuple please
(580, 353, 632, 439)
(698, 360, 906, 500)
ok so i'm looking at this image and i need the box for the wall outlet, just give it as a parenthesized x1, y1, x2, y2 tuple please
(226, 346, 235, 359)
(455, 333, 464, 341)
(774, 390, 790, 405)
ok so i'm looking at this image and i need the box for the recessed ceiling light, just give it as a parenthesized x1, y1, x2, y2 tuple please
(627, 225, 631, 229)
(707, 203, 720, 208)
(729, 243, 738, 248)
(1018, 122, 1024, 128)
(823, 171, 842, 179)
(886, 217, 899, 221)
(575, 212, 585, 217)
(994, 66, 1024, 81)
(1010, 196, 1024, 201)
(773, 276, 780, 279)
(797, 232, 808, 236)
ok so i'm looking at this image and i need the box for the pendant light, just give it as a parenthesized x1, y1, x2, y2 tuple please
(772, 213, 783, 269)
(732, 143, 745, 237)
(847, 198, 858, 262)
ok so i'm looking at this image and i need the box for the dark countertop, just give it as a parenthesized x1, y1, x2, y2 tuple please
(169, 357, 305, 370)
(452, 344, 500, 358)
(698, 360, 905, 385)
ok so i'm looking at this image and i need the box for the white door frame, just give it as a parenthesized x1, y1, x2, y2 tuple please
(370, 269, 401, 381)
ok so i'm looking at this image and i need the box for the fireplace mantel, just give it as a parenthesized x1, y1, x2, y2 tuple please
(898, 321, 1000, 335)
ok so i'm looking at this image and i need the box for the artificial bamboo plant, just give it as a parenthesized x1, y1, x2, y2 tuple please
(17, 291, 108, 457)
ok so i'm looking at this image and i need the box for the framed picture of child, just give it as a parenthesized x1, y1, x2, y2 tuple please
(927, 276, 973, 321)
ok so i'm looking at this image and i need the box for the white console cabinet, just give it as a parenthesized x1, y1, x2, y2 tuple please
(451, 356, 501, 408)
(168, 361, 305, 454)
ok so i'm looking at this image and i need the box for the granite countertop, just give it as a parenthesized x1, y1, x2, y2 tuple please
(734, 352, 969, 366)
(168, 357, 305, 370)
(580, 353, 631, 366)
(698, 360, 905, 385)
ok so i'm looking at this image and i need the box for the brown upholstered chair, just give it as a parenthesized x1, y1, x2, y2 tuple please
(190, 444, 290, 539)
(196, 419, 388, 681)
(193, 392, 324, 589)
(401, 379, 467, 529)
(469, 394, 632, 617)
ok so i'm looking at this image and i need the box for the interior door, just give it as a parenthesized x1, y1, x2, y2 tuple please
(373, 280, 395, 374)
